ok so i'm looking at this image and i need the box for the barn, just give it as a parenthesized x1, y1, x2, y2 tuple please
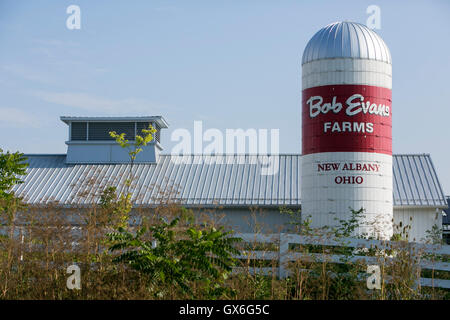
(11, 115, 447, 243)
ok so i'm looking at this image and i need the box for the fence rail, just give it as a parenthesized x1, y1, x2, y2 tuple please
(233, 233, 450, 289)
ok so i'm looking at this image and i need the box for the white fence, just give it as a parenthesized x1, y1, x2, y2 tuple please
(233, 233, 450, 289)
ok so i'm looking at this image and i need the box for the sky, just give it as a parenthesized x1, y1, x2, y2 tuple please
(0, 0, 449, 193)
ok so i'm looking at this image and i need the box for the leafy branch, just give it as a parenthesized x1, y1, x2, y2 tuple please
(107, 216, 241, 298)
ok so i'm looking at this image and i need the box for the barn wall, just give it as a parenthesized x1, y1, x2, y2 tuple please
(8, 206, 443, 243)
(196, 208, 298, 234)
(201, 207, 443, 242)
(393, 207, 442, 243)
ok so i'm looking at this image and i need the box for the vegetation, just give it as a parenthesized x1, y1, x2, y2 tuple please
(0, 137, 448, 300)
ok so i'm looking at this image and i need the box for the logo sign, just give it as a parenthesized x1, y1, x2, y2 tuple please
(302, 84, 392, 155)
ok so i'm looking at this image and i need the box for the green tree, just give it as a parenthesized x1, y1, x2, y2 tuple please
(107, 216, 241, 298)
(0, 148, 28, 198)
(104, 124, 242, 298)
(0, 148, 28, 219)
(102, 124, 157, 229)
(0, 148, 28, 297)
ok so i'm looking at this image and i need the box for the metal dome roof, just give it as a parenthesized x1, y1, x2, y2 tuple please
(302, 21, 391, 65)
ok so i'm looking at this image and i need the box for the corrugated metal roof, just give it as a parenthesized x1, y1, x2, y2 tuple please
(392, 154, 446, 207)
(302, 21, 391, 65)
(11, 154, 446, 208)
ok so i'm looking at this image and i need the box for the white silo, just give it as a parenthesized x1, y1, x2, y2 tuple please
(301, 21, 393, 239)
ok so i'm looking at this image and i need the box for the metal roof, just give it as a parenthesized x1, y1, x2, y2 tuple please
(302, 21, 392, 65)
(392, 155, 446, 207)
(11, 154, 446, 208)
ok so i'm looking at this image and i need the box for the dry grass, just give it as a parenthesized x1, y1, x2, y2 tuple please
(0, 181, 448, 300)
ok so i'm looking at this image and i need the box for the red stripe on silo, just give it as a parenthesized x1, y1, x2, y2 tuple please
(302, 84, 392, 155)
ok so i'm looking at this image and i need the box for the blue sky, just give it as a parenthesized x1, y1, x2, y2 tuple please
(0, 0, 449, 193)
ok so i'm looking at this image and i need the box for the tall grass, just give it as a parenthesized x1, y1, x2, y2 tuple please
(0, 164, 448, 299)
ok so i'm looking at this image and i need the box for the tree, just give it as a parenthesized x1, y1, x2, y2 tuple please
(0, 148, 28, 220)
(104, 124, 241, 298)
(108, 216, 241, 298)
(0, 149, 28, 297)
(103, 124, 157, 229)
(0, 148, 28, 198)
(109, 124, 157, 189)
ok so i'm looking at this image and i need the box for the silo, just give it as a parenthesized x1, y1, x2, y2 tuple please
(301, 21, 393, 239)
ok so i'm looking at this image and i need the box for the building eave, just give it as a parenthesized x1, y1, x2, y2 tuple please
(60, 116, 169, 128)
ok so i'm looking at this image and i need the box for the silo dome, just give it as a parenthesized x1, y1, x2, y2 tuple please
(302, 21, 391, 65)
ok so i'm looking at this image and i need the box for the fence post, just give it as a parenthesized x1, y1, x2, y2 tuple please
(409, 243, 420, 292)
(279, 233, 289, 279)
(20, 227, 24, 262)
